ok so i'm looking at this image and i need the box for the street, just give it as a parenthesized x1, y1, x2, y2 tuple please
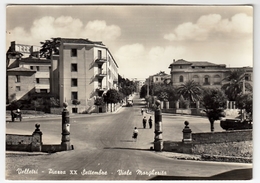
(6, 94, 252, 180)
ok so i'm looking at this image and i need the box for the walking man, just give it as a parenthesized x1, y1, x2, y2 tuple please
(148, 116, 153, 129)
(143, 116, 147, 128)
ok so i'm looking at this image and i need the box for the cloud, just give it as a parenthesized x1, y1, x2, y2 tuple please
(114, 44, 186, 78)
(84, 20, 121, 41)
(7, 16, 121, 46)
(164, 13, 252, 41)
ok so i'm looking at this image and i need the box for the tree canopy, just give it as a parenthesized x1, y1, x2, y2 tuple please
(103, 89, 121, 104)
(201, 88, 227, 132)
(221, 69, 252, 101)
(177, 80, 202, 106)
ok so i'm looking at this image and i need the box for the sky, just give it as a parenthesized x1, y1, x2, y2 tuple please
(6, 4, 253, 80)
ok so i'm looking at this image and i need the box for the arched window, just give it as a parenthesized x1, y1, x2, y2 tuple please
(204, 75, 210, 85)
(192, 75, 199, 83)
(179, 75, 184, 82)
(213, 75, 221, 85)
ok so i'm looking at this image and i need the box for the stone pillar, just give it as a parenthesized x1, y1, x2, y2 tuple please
(31, 123, 42, 152)
(226, 101, 229, 109)
(182, 121, 192, 143)
(160, 101, 164, 109)
(165, 101, 169, 109)
(175, 100, 179, 109)
(196, 101, 200, 109)
(154, 100, 163, 151)
(61, 102, 71, 150)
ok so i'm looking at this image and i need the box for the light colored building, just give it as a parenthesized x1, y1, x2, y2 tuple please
(147, 71, 171, 86)
(6, 41, 51, 103)
(168, 59, 253, 88)
(7, 67, 36, 102)
(19, 57, 51, 93)
(51, 38, 119, 113)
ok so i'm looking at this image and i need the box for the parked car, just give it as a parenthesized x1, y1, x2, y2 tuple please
(126, 100, 133, 107)
(220, 118, 252, 130)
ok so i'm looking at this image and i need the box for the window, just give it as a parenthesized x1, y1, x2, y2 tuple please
(15, 86, 21, 91)
(71, 49, 77, 57)
(179, 75, 184, 82)
(72, 108, 78, 113)
(49, 66, 51, 72)
(36, 78, 40, 84)
(192, 66, 195, 69)
(98, 50, 102, 59)
(15, 75, 20, 83)
(71, 92, 78, 100)
(192, 75, 199, 83)
(180, 66, 182, 69)
(213, 75, 221, 85)
(71, 78, 78, 87)
(71, 64, 78, 72)
(36, 66, 39, 71)
(30, 66, 34, 70)
(204, 75, 210, 85)
(156, 78, 158, 81)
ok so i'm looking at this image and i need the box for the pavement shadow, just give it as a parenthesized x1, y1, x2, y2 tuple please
(149, 168, 252, 180)
(104, 147, 151, 152)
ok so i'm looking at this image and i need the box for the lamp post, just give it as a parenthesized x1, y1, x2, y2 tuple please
(154, 100, 163, 151)
(61, 102, 71, 150)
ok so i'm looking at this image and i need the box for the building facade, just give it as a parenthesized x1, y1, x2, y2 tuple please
(168, 59, 253, 88)
(7, 67, 36, 102)
(6, 41, 51, 103)
(51, 38, 119, 113)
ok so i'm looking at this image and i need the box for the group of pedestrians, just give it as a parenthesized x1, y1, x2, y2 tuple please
(142, 116, 153, 129)
(132, 108, 153, 142)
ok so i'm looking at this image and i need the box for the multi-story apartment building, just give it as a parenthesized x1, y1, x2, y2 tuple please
(146, 71, 171, 86)
(50, 38, 119, 113)
(6, 41, 51, 102)
(168, 59, 253, 88)
(7, 67, 36, 102)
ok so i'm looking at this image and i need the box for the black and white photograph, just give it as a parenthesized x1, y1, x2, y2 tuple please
(4, 2, 256, 182)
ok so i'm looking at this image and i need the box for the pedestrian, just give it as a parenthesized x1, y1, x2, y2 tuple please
(148, 116, 153, 129)
(141, 108, 144, 115)
(143, 116, 147, 128)
(132, 127, 138, 142)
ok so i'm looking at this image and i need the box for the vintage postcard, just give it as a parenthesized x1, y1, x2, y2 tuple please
(5, 4, 253, 182)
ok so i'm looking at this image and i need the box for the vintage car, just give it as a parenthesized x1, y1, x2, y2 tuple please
(220, 118, 252, 130)
(11, 110, 22, 122)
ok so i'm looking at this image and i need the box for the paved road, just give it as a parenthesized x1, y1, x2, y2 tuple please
(6, 94, 252, 180)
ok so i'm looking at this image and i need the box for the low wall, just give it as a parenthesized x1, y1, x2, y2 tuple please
(163, 129, 253, 159)
(6, 134, 32, 151)
(192, 129, 252, 144)
(6, 132, 42, 152)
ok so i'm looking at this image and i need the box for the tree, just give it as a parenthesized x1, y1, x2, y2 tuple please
(103, 89, 121, 104)
(177, 80, 202, 108)
(221, 69, 252, 101)
(140, 84, 147, 98)
(235, 93, 253, 120)
(40, 37, 60, 59)
(201, 88, 227, 132)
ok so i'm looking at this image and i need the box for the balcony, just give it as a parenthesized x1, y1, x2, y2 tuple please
(95, 71, 107, 78)
(89, 57, 107, 69)
(95, 57, 107, 63)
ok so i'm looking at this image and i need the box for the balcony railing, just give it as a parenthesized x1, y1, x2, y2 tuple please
(95, 57, 107, 63)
